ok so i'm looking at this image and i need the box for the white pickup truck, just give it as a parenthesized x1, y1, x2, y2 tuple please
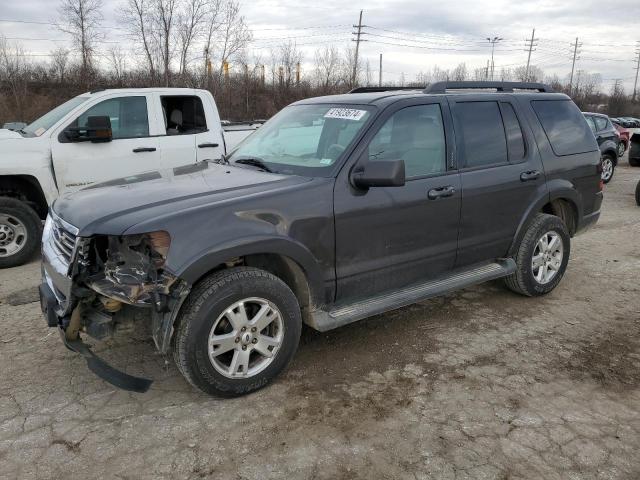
(0, 87, 260, 268)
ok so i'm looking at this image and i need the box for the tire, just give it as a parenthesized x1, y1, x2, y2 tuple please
(617, 142, 626, 158)
(0, 197, 42, 269)
(601, 153, 615, 184)
(504, 213, 570, 297)
(173, 267, 302, 397)
(635, 180, 640, 206)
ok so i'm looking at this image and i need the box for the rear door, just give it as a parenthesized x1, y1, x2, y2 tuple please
(153, 92, 224, 168)
(51, 93, 160, 191)
(450, 96, 546, 267)
(334, 98, 461, 301)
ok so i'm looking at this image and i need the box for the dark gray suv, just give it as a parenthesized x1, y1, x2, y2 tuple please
(39, 81, 603, 396)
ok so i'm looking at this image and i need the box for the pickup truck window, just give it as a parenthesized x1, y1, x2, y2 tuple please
(532, 100, 597, 156)
(22, 95, 89, 137)
(368, 104, 446, 177)
(456, 101, 508, 168)
(228, 104, 374, 177)
(161, 96, 207, 135)
(75, 96, 149, 139)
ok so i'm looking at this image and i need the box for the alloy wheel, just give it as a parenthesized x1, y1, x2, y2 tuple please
(531, 231, 563, 285)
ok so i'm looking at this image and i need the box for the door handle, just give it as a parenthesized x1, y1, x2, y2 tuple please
(133, 147, 156, 153)
(198, 142, 219, 148)
(427, 186, 456, 200)
(520, 170, 541, 182)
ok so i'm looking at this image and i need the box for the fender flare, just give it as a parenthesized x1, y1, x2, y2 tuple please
(173, 235, 326, 306)
(508, 180, 581, 255)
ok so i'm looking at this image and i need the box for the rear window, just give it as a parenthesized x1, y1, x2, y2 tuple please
(455, 101, 508, 168)
(531, 100, 597, 156)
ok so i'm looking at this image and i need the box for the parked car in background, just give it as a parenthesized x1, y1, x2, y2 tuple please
(583, 112, 619, 183)
(616, 117, 640, 128)
(613, 122, 630, 157)
(0, 88, 260, 268)
(2, 122, 27, 131)
(39, 81, 603, 396)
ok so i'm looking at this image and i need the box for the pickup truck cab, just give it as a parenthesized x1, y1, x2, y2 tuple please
(0, 88, 258, 268)
(39, 82, 603, 396)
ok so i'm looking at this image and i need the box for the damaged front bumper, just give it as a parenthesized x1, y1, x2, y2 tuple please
(40, 211, 190, 392)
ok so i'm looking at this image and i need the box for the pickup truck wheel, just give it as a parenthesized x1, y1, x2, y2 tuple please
(504, 213, 570, 297)
(173, 267, 301, 397)
(601, 154, 615, 183)
(0, 197, 42, 268)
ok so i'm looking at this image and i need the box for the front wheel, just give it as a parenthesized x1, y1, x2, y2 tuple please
(504, 213, 570, 297)
(0, 197, 42, 269)
(173, 267, 302, 397)
(601, 154, 615, 183)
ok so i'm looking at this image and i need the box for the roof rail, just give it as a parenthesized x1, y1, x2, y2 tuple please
(424, 81, 553, 94)
(349, 86, 422, 93)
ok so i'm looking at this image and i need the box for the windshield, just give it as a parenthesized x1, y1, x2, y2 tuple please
(228, 104, 374, 176)
(22, 95, 89, 137)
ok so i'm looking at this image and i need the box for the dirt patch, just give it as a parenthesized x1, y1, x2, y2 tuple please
(1, 286, 39, 306)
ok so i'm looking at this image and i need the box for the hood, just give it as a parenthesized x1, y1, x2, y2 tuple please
(53, 161, 312, 235)
(0, 129, 23, 140)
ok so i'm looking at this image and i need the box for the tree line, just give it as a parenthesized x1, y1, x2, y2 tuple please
(1, 0, 639, 125)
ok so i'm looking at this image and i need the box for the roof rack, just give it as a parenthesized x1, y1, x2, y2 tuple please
(424, 81, 553, 94)
(349, 86, 421, 93)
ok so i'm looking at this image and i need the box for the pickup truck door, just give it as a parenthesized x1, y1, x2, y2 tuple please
(51, 93, 160, 191)
(334, 99, 461, 301)
(152, 92, 225, 167)
(449, 96, 547, 267)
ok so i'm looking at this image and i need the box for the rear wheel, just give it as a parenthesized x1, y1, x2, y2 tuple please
(601, 154, 615, 183)
(505, 213, 570, 297)
(173, 267, 302, 397)
(617, 142, 626, 157)
(0, 197, 42, 269)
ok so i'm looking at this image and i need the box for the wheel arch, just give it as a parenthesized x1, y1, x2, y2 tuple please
(0, 175, 48, 219)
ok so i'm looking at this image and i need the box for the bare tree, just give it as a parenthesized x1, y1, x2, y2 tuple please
(202, 0, 222, 86)
(107, 46, 127, 84)
(121, 0, 158, 81)
(177, 0, 209, 76)
(57, 0, 103, 84)
(155, 0, 178, 86)
(214, 0, 251, 89)
(451, 63, 468, 81)
(313, 46, 341, 93)
(0, 36, 30, 120)
(50, 47, 71, 83)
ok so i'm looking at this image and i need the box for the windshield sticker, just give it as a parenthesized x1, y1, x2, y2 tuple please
(319, 158, 333, 165)
(324, 108, 367, 121)
(34, 127, 46, 137)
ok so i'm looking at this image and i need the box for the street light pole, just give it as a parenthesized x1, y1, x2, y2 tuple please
(486, 36, 503, 81)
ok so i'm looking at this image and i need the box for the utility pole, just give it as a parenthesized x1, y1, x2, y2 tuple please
(378, 53, 382, 87)
(633, 42, 640, 102)
(486, 36, 503, 81)
(569, 37, 581, 96)
(351, 10, 364, 87)
(524, 28, 538, 82)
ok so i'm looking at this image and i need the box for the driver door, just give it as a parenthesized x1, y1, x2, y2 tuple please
(51, 94, 160, 191)
(334, 99, 461, 301)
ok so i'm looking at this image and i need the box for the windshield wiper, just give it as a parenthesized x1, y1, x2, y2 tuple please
(234, 157, 273, 173)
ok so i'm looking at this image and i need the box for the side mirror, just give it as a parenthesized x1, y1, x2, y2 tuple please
(352, 159, 406, 188)
(65, 115, 112, 143)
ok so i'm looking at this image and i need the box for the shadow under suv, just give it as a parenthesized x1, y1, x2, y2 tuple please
(39, 81, 603, 396)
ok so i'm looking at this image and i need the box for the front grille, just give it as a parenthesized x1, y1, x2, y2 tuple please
(51, 218, 77, 264)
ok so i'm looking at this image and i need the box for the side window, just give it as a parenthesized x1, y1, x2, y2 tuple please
(76, 96, 149, 139)
(161, 96, 207, 135)
(531, 100, 597, 156)
(499, 102, 526, 162)
(584, 115, 597, 133)
(368, 104, 446, 178)
(456, 101, 508, 168)
(594, 116, 608, 131)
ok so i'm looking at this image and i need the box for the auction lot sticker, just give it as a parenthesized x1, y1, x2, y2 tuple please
(324, 108, 367, 121)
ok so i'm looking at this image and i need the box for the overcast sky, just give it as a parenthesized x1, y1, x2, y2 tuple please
(1, 0, 639, 91)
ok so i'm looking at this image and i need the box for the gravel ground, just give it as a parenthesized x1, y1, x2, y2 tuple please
(1, 158, 639, 480)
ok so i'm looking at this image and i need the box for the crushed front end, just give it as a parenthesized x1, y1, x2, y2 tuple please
(39, 210, 190, 392)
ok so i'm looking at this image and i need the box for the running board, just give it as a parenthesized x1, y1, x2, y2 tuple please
(308, 259, 516, 332)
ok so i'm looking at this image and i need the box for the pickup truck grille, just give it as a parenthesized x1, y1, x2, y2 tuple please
(51, 219, 77, 264)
